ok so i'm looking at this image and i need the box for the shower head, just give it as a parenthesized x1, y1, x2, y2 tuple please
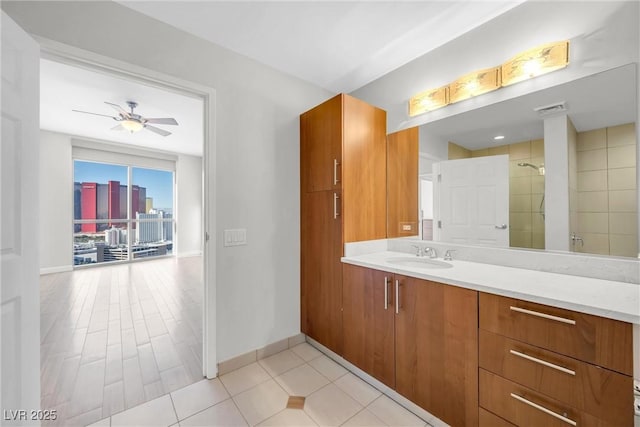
(517, 162, 545, 175)
(517, 162, 538, 169)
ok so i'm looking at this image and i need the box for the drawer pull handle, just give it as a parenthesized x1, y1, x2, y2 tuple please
(510, 350, 576, 376)
(510, 306, 576, 325)
(510, 393, 577, 426)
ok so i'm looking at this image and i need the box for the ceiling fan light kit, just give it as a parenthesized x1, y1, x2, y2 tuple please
(72, 100, 179, 137)
(121, 119, 145, 133)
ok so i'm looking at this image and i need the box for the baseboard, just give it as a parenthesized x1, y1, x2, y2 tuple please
(40, 265, 73, 275)
(176, 251, 202, 258)
(217, 332, 306, 375)
(306, 336, 448, 427)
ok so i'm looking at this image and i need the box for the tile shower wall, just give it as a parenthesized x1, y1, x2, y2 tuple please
(448, 140, 545, 249)
(576, 123, 637, 257)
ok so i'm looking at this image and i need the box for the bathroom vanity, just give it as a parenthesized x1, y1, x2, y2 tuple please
(340, 249, 638, 427)
(300, 92, 639, 426)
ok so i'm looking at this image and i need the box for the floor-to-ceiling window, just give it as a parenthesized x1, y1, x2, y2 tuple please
(73, 160, 175, 265)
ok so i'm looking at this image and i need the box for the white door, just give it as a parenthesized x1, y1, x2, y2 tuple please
(1, 11, 41, 425)
(434, 155, 509, 246)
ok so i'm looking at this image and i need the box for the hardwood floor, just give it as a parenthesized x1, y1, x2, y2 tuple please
(39, 256, 203, 426)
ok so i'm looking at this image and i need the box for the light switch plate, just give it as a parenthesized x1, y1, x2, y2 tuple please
(223, 229, 247, 246)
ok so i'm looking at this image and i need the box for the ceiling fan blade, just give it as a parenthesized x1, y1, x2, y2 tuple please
(144, 117, 178, 126)
(111, 124, 126, 132)
(104, 102, 131, 118)
(144, 124, 171, 137)
(72, 109, 118, 120)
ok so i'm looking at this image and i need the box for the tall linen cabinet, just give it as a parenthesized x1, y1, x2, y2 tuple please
(300, 94, 387, 355)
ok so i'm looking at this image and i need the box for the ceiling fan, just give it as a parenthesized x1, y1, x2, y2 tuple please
(72, 101, 179, 136)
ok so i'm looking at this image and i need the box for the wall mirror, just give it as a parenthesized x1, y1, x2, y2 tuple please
(418, 63, 637, 258)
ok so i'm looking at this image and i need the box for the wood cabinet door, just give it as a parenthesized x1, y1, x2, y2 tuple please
(301, 190, 343, 354)
(387, 127, 419, 238)
(342, 264, 395, 388)
(342, 94, 387, 243)
(395, 276, 478, 427)
(300, 94, 343, 193)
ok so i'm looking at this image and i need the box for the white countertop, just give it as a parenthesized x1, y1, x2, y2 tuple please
(342, 251, 640, 324)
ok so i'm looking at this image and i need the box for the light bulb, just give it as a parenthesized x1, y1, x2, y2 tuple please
(523, 58, 542, 77)
(121, 119, 144, 133)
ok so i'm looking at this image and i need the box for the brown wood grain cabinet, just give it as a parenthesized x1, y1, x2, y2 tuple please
(479, 293, 634, 426)
(480, 369, 612, 427)
(395, 275, 479, 427)
(300, 94, 342, 193)
(342, 265, 479, 427)
(342, 264, 395, 388)
(479, 329, 632, 425)
(387, 127, 419, 238)
(300, 94, 387, 355)
(301, 191, 343, 354)
(479, 293, 633, 375)
(479, 407, 516, 427)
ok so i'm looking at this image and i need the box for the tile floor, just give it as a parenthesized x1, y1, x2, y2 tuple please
(87, 343, 430, 427)
(40, 256, 204, 426)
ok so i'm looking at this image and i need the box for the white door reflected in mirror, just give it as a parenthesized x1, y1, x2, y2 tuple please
(434, 155, 509, 247)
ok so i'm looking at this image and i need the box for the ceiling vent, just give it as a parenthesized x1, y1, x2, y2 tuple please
(534, 101, 568, 116)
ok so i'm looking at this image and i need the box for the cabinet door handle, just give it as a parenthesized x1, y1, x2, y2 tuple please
(333, 159, 340, 185)
(384, 276, 389, 310)
(333, 193, 340, 219)
(510, 393, 577, 426)
(395, 279, 400, 314)
(509, 306, 576, 325)
(509, 350, 576, 376)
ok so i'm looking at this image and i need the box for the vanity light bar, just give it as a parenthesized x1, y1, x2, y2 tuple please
(502, 41, 569, 87)
(408, 40, 569, 117)
(448, 66, 501, 104)
(409, 86, 449, 116)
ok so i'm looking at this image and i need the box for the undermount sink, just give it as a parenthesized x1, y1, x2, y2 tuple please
(386, 257, 453, 269)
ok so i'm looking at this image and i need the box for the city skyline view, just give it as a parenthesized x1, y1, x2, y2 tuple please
(74, 160, 174, 210)
(73, 160, 175, 265)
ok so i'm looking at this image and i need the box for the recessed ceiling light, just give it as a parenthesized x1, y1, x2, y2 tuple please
(494, 135, 505, 140)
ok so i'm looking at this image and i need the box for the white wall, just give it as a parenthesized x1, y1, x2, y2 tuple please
(176, 154, 202, 256)
(39, 130, 73, 273)
(5, 1, 333, 362)
(543, 116, 571, 251)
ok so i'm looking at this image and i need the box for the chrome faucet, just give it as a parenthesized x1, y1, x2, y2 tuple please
(411, 244, 424, 257)
(424, 247, 437, 259)
(443, 249, 456, 261)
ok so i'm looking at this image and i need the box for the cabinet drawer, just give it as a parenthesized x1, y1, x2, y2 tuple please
(479, 369, 623, 427)
(479, 407, 515, 427)
(479, 329, 632, 426)
(479, 293, 633, 375)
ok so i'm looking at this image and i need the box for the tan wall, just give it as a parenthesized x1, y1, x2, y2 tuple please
(576, 123, 637, 257)
(448, 139, 545, 249)
(448, 142, 471, 160)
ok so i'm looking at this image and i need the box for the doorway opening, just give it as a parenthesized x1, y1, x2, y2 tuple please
(36, 45, 216, 426)
(420, 178, 434, 240)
